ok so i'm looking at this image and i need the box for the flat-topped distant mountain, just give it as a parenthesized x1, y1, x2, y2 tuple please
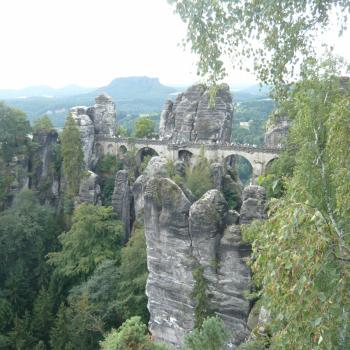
(93, 76, 176, 100)
(1, 77, 272, 129)
(0, 84, 96, 99)
(2, 77, 178, 127)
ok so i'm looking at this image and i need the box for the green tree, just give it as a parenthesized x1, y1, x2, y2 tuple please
(50, 304, 75, 350)
(243, 61, 350, 349)
(0, 190, 57, 314)
(116, 125, 129, 137)
(31, 288, 54, 346)
(133, 117, 155, 138)
(0, 102, 30, 163)
(0, 103, 31, 206)
(9, 312, 36, 350)
(33, 115, 54, 132)
(185, 149, 213, 199)
(192, 265, 211, 329)
(114, 225, 149, 324)
(184, 316, 228, 350)
(61, 114, 84, 197)
(48, 204, 123, 280)
(100, 316, 169, 350)
(68, 224, 149, 330)
(169, 0, 350, 90)
(95, 154, 123, 205)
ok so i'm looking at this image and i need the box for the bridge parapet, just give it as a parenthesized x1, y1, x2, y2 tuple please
(94, 135, 283, 155)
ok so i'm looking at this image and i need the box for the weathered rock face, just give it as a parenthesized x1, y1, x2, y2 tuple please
(132, 157, 169, 221)
(210, 162, 242, 210)
(264, 116, 289, 148)
(77, 171, 101, 205)
(112, 170, 131, 242)
(87, 93, 117, 137)
(144, 177, 194, 346)
(144, 168, 251, 347)
(210, 163, 225, 190)
(5, 155, 30, 207)
(239, 185, 267, 224)
(189, 191, 250, 347)
(71, 106, 96, 168)
(30, 130, 61, 205)
(70, 93, 117, 168)
(159, 84, 233, 143)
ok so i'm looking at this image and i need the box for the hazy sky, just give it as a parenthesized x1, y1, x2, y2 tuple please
(1, 0, 349, 89)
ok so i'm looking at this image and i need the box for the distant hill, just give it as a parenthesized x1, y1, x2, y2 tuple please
(93, 76, 176, 100)
(1, 79, 273, 129)
(0, 85, 95, 99)
(233, 84, 271, 101)
(2, 77, 178, 127)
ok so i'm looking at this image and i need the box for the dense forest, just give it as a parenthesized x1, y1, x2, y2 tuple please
(1, 0, 350, 349)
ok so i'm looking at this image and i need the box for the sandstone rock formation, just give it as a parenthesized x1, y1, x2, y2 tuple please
(143, 164, 258, 347)
(189, 191, 250, 347)
(264, 116, 289, 148)
(210, 162, 242, 210)
(112, 170, 131, 241)
(144, 177, 194, 346)
(159, 84, 233, 143)
(239, 185, 267, 224)
(71, 106, 95, 168)
(29, 130, 61, 205)
(70, 93, 117, 168)
(88, 93, 117, 137)
(77, 171, 101, 205)
(132, 157, 169, 221)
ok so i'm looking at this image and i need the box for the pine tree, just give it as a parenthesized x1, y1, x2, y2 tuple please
(61, 114, 84, 197)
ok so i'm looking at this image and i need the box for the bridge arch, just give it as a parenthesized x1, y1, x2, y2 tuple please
(224, 154, 253, 185)
(264, 156, 279, 174)
(118, 145, 128, 155)
(107, 144, 114, 154)
(136, 146, 159, 165)
(95, 143, 103, 157)
(178, 149, 193, 164)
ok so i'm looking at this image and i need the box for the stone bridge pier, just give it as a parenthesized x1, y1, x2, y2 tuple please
(94, 136, 280, 184)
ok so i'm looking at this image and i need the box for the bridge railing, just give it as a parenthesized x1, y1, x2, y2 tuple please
(94, 135, 283, 154)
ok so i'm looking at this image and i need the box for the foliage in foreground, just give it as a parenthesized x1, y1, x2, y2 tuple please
(48, 204, 123, 280)
(133, 116, 155, 139)
(169, 0, 350, 91)
(100, 316, 169, 350)
(100, 316, 228, 350)
(61, 114, 84, 197)
(184, 149, 213, 199)
(243, 63, 350, 349)
(183, 316, 228, 350)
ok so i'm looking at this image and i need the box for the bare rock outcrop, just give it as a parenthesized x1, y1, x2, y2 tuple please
(159, 84, 233, 143)
(71, 106, 96, 168)
(144, 173, 252, 348)
(77, 171, 101, 205)
(239, 185, 267, 224)
(144, 177, 194, 346)
(132, 156, 169, 221)
(70, 93, 117, 168)
(264, 116, 289, 148)
(88, 93, 117, 137)
(112, 170, 131, 241)
(189, 191, 250, 347)
(29, 130, 61, 206)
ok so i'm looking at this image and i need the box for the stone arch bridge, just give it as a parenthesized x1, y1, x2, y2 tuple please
(95, 136, 281, 183)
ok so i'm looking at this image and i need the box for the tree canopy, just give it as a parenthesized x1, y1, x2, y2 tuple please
(169, 0, 350, 91)
(133, 116, 155, 138)
(242, 59, 350, 349)
(48, 204, 123, 280)
(60, 114, 84, 197)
